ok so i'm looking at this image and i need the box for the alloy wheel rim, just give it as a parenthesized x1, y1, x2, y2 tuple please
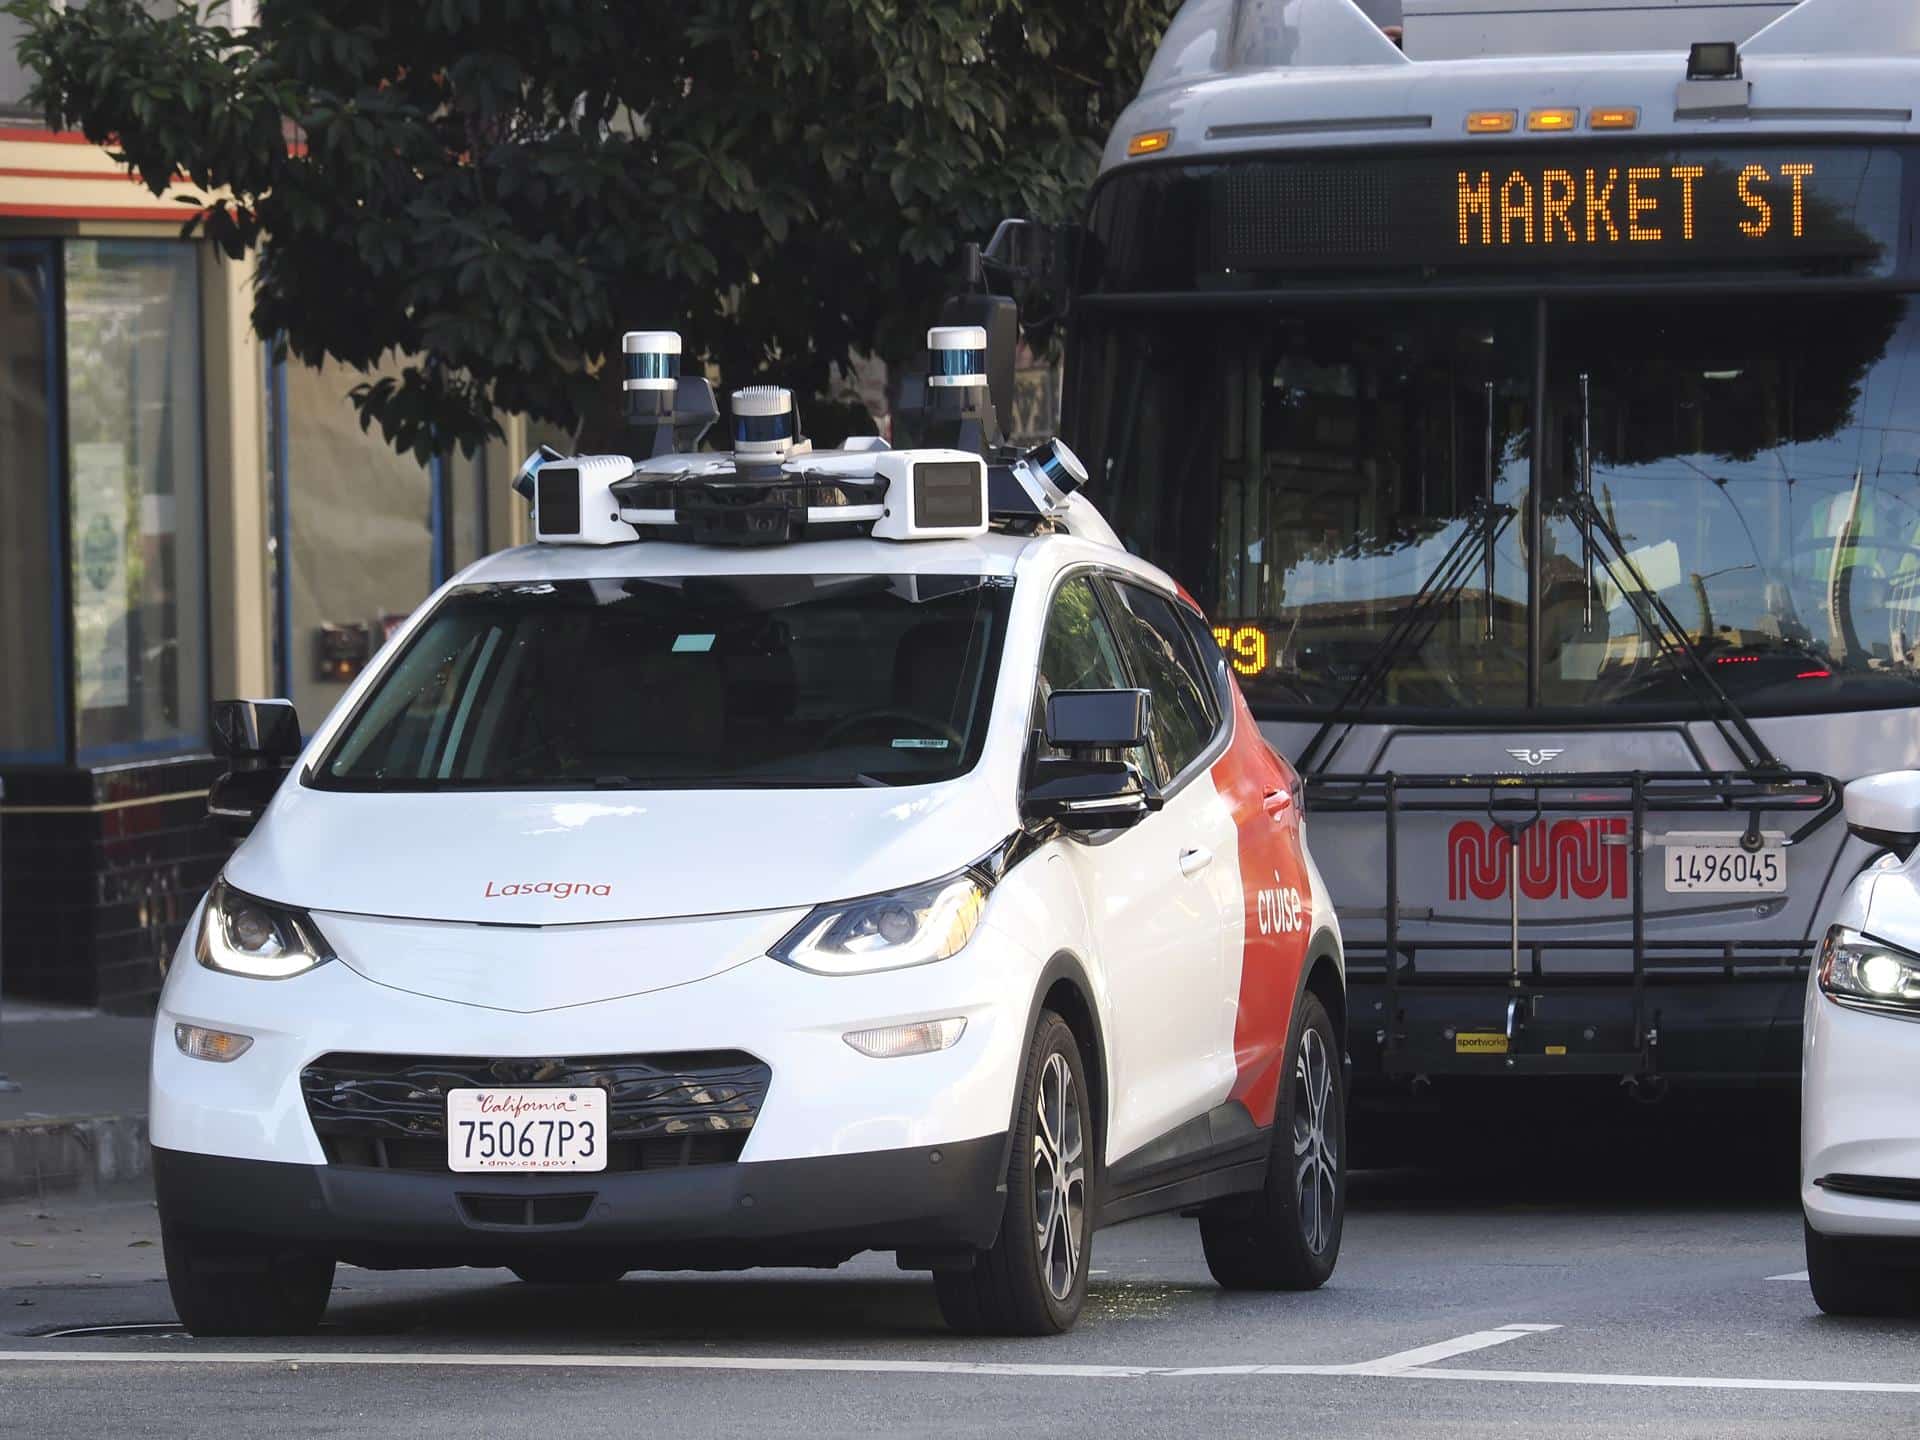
(1032, 1050, 1087, 1301)
(1292, 1027, 1339, 1255)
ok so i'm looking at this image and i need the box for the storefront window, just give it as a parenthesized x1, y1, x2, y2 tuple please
(64, 240, 208, 759)
(283, 355, 436, 721)
(446, 446, 489, 574)
(0, 243, 61, 763)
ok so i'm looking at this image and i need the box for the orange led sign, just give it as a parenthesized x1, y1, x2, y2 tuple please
(1206, 145, 1896, 275)
(1212, 624, 1270, 679)
(1456, 156, 1836, 251)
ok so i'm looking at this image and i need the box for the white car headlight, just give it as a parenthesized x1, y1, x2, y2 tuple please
(196, 878, 336, 980)
(770, 871, 988, 976)
(1818, 925, 1920, 1015)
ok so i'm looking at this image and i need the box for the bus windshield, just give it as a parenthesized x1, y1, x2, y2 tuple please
(1069, 292, 1920, 719)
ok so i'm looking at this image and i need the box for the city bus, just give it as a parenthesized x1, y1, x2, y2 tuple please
(1055, 0, 1920, 1100)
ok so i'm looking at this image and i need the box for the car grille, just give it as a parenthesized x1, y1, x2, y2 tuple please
(300, 1051, 769, 1173)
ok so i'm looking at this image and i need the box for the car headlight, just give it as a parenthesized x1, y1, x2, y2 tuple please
(770, 871, 988, 976)
(196, 878, 336, 980)
(1818, 925, 1920, 1015)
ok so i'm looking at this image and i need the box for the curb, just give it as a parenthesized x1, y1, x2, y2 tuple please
(0, 1114, 150, 1203)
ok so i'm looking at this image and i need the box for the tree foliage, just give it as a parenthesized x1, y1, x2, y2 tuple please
(8, 0, 1174, 458)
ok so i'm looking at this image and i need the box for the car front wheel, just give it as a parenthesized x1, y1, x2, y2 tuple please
(1199, 991, 1345, 1291)
(934, 1010, 1092, 1335)
(162, 1224, 334, 1337)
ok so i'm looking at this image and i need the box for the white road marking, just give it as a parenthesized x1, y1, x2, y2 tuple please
(0, 1351, 1164, 1379)
(1767, 1270, 1810, 1281)
(1394, 1367, 1920, 1395)
(3, 1323, 1918, 1395)
(1344, 1323, 1563, 1374)
(1165, 1324, 1562, 1378)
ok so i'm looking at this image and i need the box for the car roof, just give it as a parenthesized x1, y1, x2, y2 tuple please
(451, 526, 1189, 600)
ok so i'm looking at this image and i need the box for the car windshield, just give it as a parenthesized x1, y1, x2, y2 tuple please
(314, 573, 1012, 790)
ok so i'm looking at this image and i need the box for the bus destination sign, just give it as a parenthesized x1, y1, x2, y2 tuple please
(1216, 145, 1902, 271)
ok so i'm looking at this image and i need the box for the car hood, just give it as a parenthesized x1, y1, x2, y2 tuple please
(227, 778, 1014, 926)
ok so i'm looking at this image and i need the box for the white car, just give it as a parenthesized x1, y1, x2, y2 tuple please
(1803, 770, 1920, 1315)
(153, 394, 1347, 1337)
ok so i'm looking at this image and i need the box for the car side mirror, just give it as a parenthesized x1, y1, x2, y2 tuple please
(1026, 688, 1158, 833)
(207, 699, 302, 839)
(1844, 770, 1920, 860)
(1024, 758, 1154, 834)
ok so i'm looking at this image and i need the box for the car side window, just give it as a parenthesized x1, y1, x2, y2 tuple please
(1033, 575, 1134, 761)
(1175, 600, 1235, 723)
(1107, 581, 1219, 784)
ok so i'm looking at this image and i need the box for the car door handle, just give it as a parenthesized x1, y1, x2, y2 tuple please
(1179, 846, 1213, 877)
(1263, 786, 1293, 817)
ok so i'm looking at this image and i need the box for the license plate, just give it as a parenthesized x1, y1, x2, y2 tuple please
(1661, 839, 1785, 893)
(446, 1088, 607, 1173)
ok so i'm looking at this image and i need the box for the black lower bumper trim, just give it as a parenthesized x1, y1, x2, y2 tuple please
(1815, 1173, 1920, 1203)
(153, 1136, 1008, 1270)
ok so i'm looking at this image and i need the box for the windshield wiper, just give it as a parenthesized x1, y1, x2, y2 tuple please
(1570, 492, 1783, 774)
(1298, 500, 1516, 775)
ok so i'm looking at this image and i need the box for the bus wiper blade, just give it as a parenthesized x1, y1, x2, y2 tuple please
(1299, 502, 1515, 775)
(1571, 493, 1782, 774)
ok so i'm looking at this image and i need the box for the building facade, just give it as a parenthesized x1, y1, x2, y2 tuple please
(0, 42, 533, 1011)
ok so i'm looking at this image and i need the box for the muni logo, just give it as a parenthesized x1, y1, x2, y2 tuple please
(1446, 818, 1627, 902)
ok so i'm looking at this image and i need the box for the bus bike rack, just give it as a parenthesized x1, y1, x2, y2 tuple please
(1303, 768, 1841, 1080)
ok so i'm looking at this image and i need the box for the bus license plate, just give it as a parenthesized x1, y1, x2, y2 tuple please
(447, 1088, 607, 1173)
(1662, 843, 1785, 893)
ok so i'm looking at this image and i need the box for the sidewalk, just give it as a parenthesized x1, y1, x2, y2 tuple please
(0, 1003, 153, 1203)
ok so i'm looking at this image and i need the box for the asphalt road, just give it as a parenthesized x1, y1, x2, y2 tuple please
(4, 1090, 1916, 1439)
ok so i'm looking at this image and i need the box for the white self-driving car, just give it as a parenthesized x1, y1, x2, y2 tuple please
(1802, 770, 1920, 1315)
(154, 344, 1345, 1337)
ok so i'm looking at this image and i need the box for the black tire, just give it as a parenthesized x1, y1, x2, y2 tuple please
(510, 1260, 628, 1286)
(934, 1010, 1092, 1335)
(1805, 1219, 1920, 1317)
(1200, 991, 1345, 1291)
(162, 1224, 334, 1337)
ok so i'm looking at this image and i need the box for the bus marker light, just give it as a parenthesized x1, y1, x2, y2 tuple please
(1589, 106, 1639, 130)
(1527, 108, 1578, 132)
(1466, 110, 1517, 134)
(1127, 129, 1173, 156)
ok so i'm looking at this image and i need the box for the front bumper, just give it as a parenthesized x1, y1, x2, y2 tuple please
(153, 1136, 1008, 1269)
(1802, 990, 1920, 1239)
(154, 908, 1041, 1169)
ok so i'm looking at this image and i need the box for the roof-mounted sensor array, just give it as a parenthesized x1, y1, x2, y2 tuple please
(516, 321, 1090, 548)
